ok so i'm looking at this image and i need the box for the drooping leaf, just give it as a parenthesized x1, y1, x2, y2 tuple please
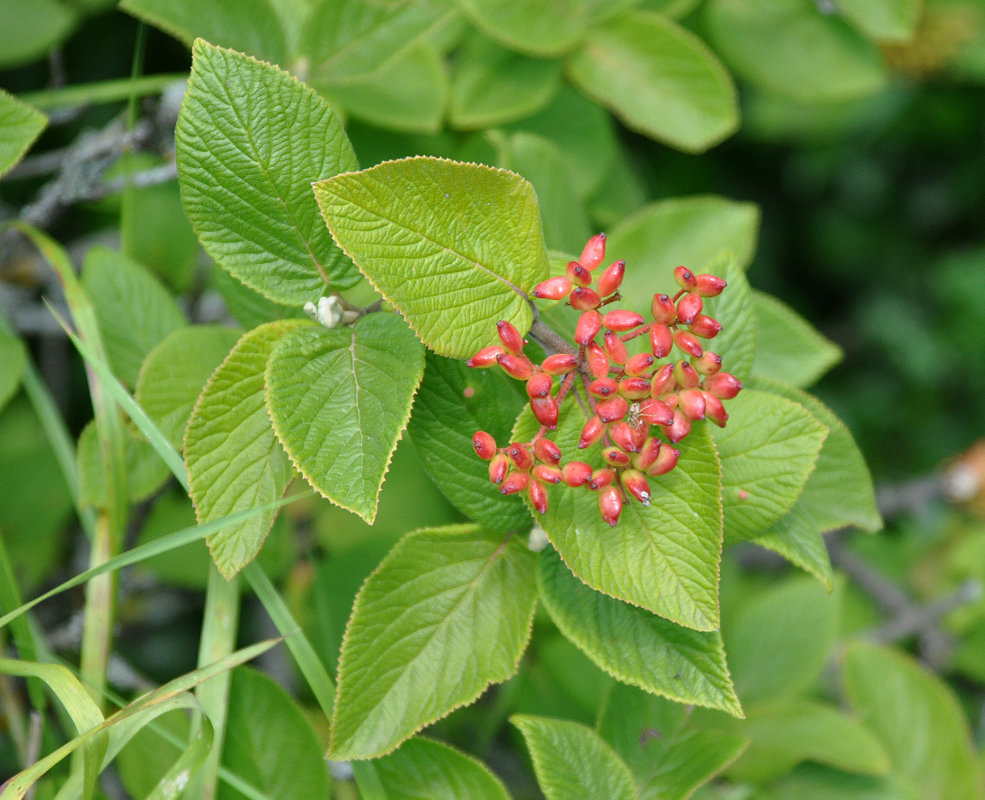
(449, 33, 562, 129)
(843, 641, 985, 800)
(368, 737, 512, 800)
(838, 0, 920, 43)
(519, 402, 723, 632)
(566, 10, 738, 152)
(511, 715, 637, 800)
(753, 504, 834, 591)
(77, 420, 169, 508)
(454, 0, 589, 56)
(314, 157, 549, 359)
(0, 327, 26, 413)
(185, 320, 304, 578)
(134, 326, 243, 451)
(330, 525, 537, 759)
(712, 389, 828, 544)
(80, 247, 186, 386)
(704, 0, 888, 101)
(597, 682, 748, 800)
(218, 667, 329, 800)
(0, 88, 46, 177)
(265, 313, 425, 523)
(539, 548, 742, 716)
(725, 575, 841, 706)
(406, 352, 529, 531)
(176, 39, 360, 305)
(751, 290, 843, 388)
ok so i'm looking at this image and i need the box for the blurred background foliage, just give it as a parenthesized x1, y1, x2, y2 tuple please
(2, 0, 985, 797)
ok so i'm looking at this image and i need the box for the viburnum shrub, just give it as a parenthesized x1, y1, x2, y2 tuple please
(468, 233, 743, 526)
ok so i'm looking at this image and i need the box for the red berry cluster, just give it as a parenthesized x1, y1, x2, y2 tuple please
(467, 233, 742, 527)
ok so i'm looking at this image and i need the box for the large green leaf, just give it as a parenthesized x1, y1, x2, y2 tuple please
(539, 549, 742, 716)
(751, 291, 843, 388)
(753, 504, 834, 591)
(843, 641, 985, 800)
(566, 10, 738, 152)
(134, 326, 243, 451)
(597, 682, 748, 800)
(712, 389, 828, 544)
(265, 313, 424, 523)
(724, 575, 841, 706)
(0, 327, 26, 413)
(330, 525, 537, 759)
(81, 246, 186, 386)
(0, 88, 46, 177)
(511, 715, 637, 800)
(406, 352, 529, 531)
(704, 0, 888, 101)
(314, 157, 549, 359)
(185, 320, 304, 578)
(368, 737, 511, 800)
(176, 40, 360, 305)
(454, 0, 589, 56)
(449, 33, 561, 129)
(838, 0, 920, 42)
(520, 403, 723, 632)
(218, 667, 329, 800)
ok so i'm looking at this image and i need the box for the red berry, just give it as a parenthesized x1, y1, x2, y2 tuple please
(662, 410, 691, 443)
(589, 468, 616, 490)
(703, 391, 728, 427)
(603, 309, 645, 332)
(566, 260, 592, 286)
(588, 377, 619, 398)
(579, 416, 606, 449)
(689, 314, 722, 339)
(571, 286, 602, 311)
(585, 342, 609, 378)
(534, 438, 562, 464)
(650, 363, 675, 397)
(674, 330, 703, 358)
(646, 444, 680, 476)
(649, 324, 673, 358)
(580, 233, 607, 271)
(596, 260, 625, 297)
(489, 453, 509, 484)
(533, 276, 573, 300)
(497, 320, 525, 354)
(528, 480, 549, 514)
(603, 330, 628, 365)
(651, 293, 677, 324)
(497, 353, 533, 380)
(603, 447, 631, 467)
(507, 442, 534, 471)
(678, 388, 707, 421)
(609, 421, 641, 453)
(532, 463, 563, 485)
(676, 293, 703, 325)
(597, 395, 629, 423)
(526, 373, 553, 398)
(674, 360, 700, 389)
(500, 472, 529, 495)
(575, 311, 603, 345)
(705, 371, 742, 399)
(473, 431, 497, 460)
(692, 351, 722, 376)
(625, 352, 654, 377)
(562, 460, 593, 487)
(621, 469, 651, 506)
(673, 266, 697, 291)
(639, 397, 674, 426)
(633, 436, 662, 470)
(696, 274, 727, 297)
(541, 353, 578, 375)
(530, 396, 559, 429)
(618, 377, 650, 400)
(467, 345, 503, 368)
(598, 485, 622, 526)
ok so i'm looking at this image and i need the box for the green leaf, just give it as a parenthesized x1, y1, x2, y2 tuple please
(724, 699, 890, 783)
(751, 377, 881, 533)
(838, 0, 920, 43)
(369, 737, 512, 800)
(0, 327, 26, 413)
(324, 42, 448, 134)
(597, 682, 748, 800)
(566, 10, 738, 152)
(449, 33, 562, 129)
(406, 352, 530, 531)
(81, 246, 186, 386)
(696, 253, 757, 381)
(704, 0, 888, 101)
(330, 525, 537, 759)
(314, 157, 549, 359)
(135, 325, 243, 451)
(454, 0, 589, 56)
(120, 0, 288, 64)
(843, 641, 985, 800)
(185, 320, 304, 578)
(725, 575, 841, 706)
(539, 548, 742, 716)
(0, 88, 46, 177)
(607, 196, 760, 318)
(176, 39, 360, 305)
(0, 0, 76, 69)
(521, 402, 723, 632)
(218, 667, 329, 800)
(77, 420, 170, 508)
(511, 715, 637, 800)
(753, 504, 834, 591)
(265, 313, 424, 523)
(751, 291, 843, 388)
(211, 266, 304, 330)
(712, 389, 828, 544)
(492, 131, 592, 253)
(771, 764, 909, 800)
